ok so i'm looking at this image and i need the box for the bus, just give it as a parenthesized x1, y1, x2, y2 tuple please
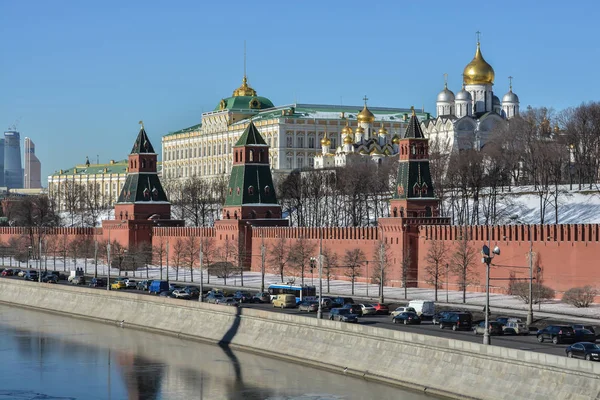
(267, 284, 317, 304)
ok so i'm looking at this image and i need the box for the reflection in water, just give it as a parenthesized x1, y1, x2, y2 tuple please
(0, 305, 437, 400)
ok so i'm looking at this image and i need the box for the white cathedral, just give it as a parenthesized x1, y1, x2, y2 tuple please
(422, 38, 520, 152)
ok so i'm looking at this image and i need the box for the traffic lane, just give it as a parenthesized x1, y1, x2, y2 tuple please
(244, 302, 571, 357)
(0, 276, 579, 358)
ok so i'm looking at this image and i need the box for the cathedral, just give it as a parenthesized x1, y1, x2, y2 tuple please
(422, 37, 520, 152)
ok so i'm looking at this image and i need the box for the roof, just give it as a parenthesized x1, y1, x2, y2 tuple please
(50, 161, 162, 177)
(214, 96, 275, 112)
(234, 121, 267, 146)
(165, 123, 202, 137)
(117, 173, 169, 203)
(403, 113, 426, 139)
(131, 127, 156, 154)
(224, 164, 278, 206)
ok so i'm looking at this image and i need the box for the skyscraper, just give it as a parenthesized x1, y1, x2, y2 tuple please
(24, 137, 41, 189)
(4, 130, 23, 189)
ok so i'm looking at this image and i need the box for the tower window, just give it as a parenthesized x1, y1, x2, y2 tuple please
(248, 186, 254, 195)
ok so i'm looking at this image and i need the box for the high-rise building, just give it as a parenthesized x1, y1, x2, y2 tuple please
(24, 137, 41, 189)
(3, 130, 23, 189)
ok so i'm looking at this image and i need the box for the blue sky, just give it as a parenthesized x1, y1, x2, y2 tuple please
(0, 0, 598, 184)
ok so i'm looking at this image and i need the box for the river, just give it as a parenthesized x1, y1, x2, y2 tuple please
(0, 304, 437, 400)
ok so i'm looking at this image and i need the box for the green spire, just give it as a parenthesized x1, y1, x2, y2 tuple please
(235, 120, 267, 146)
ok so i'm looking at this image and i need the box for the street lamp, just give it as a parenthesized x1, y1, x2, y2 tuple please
(199, 240, 204, 302)
(316, 231, 323, 320)
(27, 246, 32, 271)
(309, 257, 316, 286)
(482, 239, 500, 346)
(445, 263, 449, 303)
(260, 239, 266, 294)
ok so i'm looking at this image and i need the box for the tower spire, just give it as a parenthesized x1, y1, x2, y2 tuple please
(363, 95, 369, 106)
(508, 76, 513, 91)
(443, 73, 448, 89)
(243, 40, 247, 79)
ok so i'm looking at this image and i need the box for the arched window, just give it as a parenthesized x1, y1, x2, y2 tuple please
(226, 211, 230, 219)
(413, 183, 420, 195)
(234, 211, 238, 219)
(400, 207, 404, 218)
(141, 159, 146, 168)
(393, 207, 398, 218)
(258, 150, 262, 162)
(235, 152, 238, 163)
(425, 206, 432, 217)
(248, 186, 254, 195)
(249, 150, 254, 162)
(411, 144, 416, 155)
(264, 186, 270, 195)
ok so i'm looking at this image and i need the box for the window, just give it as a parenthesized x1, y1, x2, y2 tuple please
(264, 186, 270, 195)
(248, 186, 254, 195)
(286, 136, 293, 147)
(308, 137, 315, 148)
(286, 156, 292, 169)
(249, 150, 254, 162)
(297, 137, 304, 148)
(297, 157, 304, 169)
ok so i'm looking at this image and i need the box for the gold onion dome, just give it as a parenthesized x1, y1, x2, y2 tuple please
(341, 124, 349, 135)
(343, 135, 353, 144)
(357, 103, 375, 123)
(356, 126, 365, 133)
(232, 75, 257, 97)
(392, 134, 400, 144)
(463, 42, 495, 85)
(321, 133, 331, 146)
(378, 124, 388, 135)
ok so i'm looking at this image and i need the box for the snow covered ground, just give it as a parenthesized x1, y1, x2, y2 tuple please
(14, 256, 599, 320)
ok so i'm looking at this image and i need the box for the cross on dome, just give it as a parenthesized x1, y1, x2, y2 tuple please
(476, 30, 481, 44)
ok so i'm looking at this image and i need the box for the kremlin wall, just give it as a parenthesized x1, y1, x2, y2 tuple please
(3, 117, 598, 304)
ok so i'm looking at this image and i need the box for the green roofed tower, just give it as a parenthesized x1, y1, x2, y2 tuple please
(389, 107, 441, 219)
(114, 122, 172, 221)
(222, 120, 282, 220)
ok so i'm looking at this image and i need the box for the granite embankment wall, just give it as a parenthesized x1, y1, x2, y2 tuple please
(0, 279, 598, 400)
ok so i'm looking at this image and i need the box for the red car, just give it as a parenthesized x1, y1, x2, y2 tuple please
(1, 269, 14, 276)
(373, 303, 390, 315)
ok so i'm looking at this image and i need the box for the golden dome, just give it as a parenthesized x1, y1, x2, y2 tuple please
(343, 135, 353, 145)
(320, 132, 331, 146)
(356, 126, 365, 133)
(357, 102, 375, 123)
(378, 124, 388, 135)
(232, 75, 257, 97)
(463, 43, 495, 85)
(392, 134, 400, 144)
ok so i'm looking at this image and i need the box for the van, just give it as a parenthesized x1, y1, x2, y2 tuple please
(272, 294, 296, 309)
(439, 312, 473, 331)
(149, 280, 170, 295)
(408, 300, 435, 320)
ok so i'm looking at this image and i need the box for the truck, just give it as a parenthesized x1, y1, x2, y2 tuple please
(149, 280, 169, 295)
(408, 300, 435, 320)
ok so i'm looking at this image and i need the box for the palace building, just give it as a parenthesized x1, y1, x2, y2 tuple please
(161, 76, 430, 180)
(422, 36, 520, 152)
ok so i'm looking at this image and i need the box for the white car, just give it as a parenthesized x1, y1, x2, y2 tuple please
(124, 279, 137, 289)
(172, 289, 191, 300)
(17, 270, 26, 277)
(359, 304, 377, 315)
(391, 306, 416, 318)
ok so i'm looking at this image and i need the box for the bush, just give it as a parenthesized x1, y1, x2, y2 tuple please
(511, 281, 555, 304)
(562, 286, 598, 308)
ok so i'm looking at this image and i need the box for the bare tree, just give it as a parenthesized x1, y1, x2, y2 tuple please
(450, 230, 478, 303)
(343, 248, 365, 295)
(200, 236, 216, 284)
(216, 236, 236, 285)
(373, 239, 392, 303)
(171, 239, 185, 281)
(153, 237, 167, 280)
(425, 239, 447, 301)
(288, 237, 317, 286)
(183, 235, 199, 282)
(321, 246, 338, 293)
(268, 236, 289, 283)
(84, 182, 105, 227)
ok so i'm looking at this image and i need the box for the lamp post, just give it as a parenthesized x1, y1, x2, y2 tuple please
(317, 232, 323, 320)
(166, 240, 169, 283)
(199, 240, 204, 302)
(482, 240, 501, 346)
(94, 240, 98, 278)
(445, 263, 449, 303)
(260, 240, 266, 294)
(366, 261, 369, 297)
(309, 257, 316, 286)
(27, 246, 32, 271)
(38, 239, 42, 283)
(107, 241, 111, 291)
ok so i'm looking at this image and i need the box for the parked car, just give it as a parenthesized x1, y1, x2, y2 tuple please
(372, 303, 390, 315)
(439, 312, 472, 331)
(273, 294, 297, 308)
(252, 292, 270, 303)
(391, 306, 416, 318)
(408, 300, 435, 320)
(111, 278, 126, 290)
(298, 301, 319, 312)
(124, 279, 137, 289)
(504, 320, 529, 335)
(329, 308, 358, 323)
(136, 280, 151, 291)
(207, 293, 225, 304)
(342, 303, 363, 316)
(537, 325, 575, 344)
(233, 291, 254, 303)
(24, 271, 39, 281)
(184, 286, 200, 299)
(89, 277, 107, 288)
(42, 274, 58, 284)
(574, 329, 597, 343)
(496, 317, 522, 327)
(17, 270, 26, 277)
(71, 276, 86, 285)
(573, 325, 596, 335)
(50, 271, 68, 281)
(221, 297, 239, 307)
(172, 289, 191, 300)
(1, 269, 14, 276)
(433, 310, 465, 325)
(149, 280, 169, 295)
(158, 290, 176, 298)
(393, 312, 421, 325)
(359, 304, 377, 316)
(565, 342, 600, 361)
(473, 321, 504, 335)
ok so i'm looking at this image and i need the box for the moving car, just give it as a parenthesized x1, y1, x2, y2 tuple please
(24, 271, 39, 281)
(433, 310, 465, 325)
(372, 303, 390, 315)
(111, 278, 126, 290)
(342, 303, 363, 316)
(158, 290, 176, 298)
(503, 320, 529, 335)
(329, 308, 358, 323)
(439, 312, 472, 331)
(71, 276, 86, 285)
(496, 317, 522, 327)
(17, 270, 26, 277)
(330, 297, 354, 308)
(221, 298, 239, 307)
(574, 329, 597, 343)
(565, 342, 600, 361)
(172, 289, 191, 300)
(206, 293, 225, 304)
(272, 294, 296, 309)
(391, 306, 416, 318)
(136, 280, 151, 291)
(298, 301, 319, 312)
(359, 304, 377, 316)
(233, 291, 254, 303)
(537, 325, 575, 344)
(1, 269, 14, 276)
(42, 274, 58, 284)
(253, 292, 270, 303)
(184, 286, 200, 299)
(573, 325, 596, 335)
(124, 279, 137, 289)
(473, 321, 504, 335)
(408, 300, 435, 320)
(393, 312, 421, 325)
(149, 280, 169, 295)
(89, 277, 107, 288)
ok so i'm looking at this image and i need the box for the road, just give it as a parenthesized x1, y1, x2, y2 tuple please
(1, 274, 595, 360)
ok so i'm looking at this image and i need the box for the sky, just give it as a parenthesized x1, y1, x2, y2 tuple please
(0, 0, 599, 185)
